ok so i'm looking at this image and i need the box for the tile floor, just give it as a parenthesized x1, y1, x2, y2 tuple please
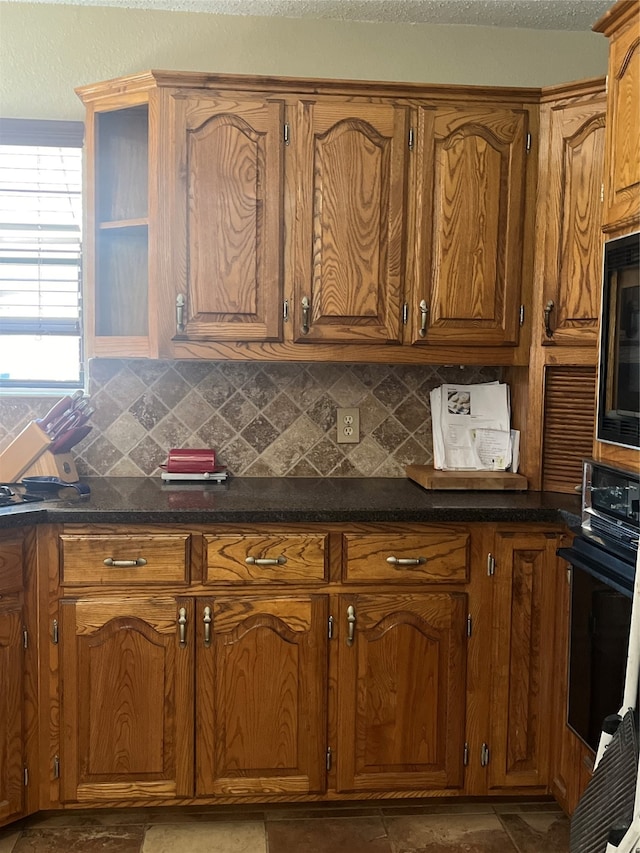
(0, 800, 570, 853)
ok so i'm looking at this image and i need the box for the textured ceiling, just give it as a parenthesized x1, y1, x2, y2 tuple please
(3, 0, 613, 30)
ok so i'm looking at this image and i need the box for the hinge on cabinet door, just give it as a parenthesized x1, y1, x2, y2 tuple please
(52, 619, 58, 644)
(487, 553, 495, 576)
(567, 567, 571, 584)
(328, 615, 334, 639)
(402, 303, 409, 325)
(408, 128, 415, 150)
(519, 304, 525, 327)
(526, 132, 532, 152)
(23, 628, 28, 649)
(283, 123, 290, 145)
(24, 767, 28, 786)
(466, 615, 473, 637)
(283, 300, 289, 322)
(53, 755, 60, 779)
(480, 743, 490, 766)
(326, 747, 332, 770)
(463, 743, 469, 766)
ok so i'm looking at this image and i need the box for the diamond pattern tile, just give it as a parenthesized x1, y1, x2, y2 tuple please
(0, 360, 500, 477)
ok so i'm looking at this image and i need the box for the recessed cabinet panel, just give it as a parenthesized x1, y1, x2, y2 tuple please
(602, 20, 640, 230)
(539, 96, 606, 346)
(292, 100, 408, 343)
(336, 593, 467, 792)
(168, 96, 285, 343)
(343, 528, 469, 583)
(0, 605, 24, 824)
(411, 105, 528, 346)
(196, 595, 328, 795)
(59, 597, 193, 802)
(204, 533, 327, 583)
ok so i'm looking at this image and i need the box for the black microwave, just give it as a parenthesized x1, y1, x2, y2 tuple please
(597, 231, 640, 449)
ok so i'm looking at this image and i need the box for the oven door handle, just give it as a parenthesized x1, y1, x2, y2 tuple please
(557, 546, 634, 597)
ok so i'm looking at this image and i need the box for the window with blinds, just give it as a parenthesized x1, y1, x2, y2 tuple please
(0, 120, 83, 390)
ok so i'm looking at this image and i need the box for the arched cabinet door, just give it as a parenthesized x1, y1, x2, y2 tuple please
(409, 104, 530, 347)
(59, 597, 194, 802)
(162, 94, 285, 347)
(291, 98, 409, 344)
(537, 92, 606, 348)
(336, 592, 467, 793)
(196, 595, 328, 796)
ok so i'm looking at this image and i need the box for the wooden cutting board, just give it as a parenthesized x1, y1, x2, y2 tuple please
(406, 464, 528, 491)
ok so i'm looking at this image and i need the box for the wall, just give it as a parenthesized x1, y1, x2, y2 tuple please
(0, 361, 500, 477)
(0, 2, 608, 119)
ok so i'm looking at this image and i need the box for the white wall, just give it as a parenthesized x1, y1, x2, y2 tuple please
(0, 2, 608, 119)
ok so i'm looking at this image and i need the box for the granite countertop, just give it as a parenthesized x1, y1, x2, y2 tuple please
(0, 476, 582, 529)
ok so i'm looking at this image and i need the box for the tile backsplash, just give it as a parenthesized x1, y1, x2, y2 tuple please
(0, 360, 500, 478)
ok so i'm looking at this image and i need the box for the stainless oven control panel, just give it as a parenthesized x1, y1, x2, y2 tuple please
(582, 459, 639, 554)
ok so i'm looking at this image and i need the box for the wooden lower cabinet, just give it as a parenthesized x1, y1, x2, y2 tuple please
(49, 522, 574, 811)
(0, 529, 35, 828)
(59, 596, 194, 802)
(0, 603, 25, 824)
(196, 595, 328, 796)
(488, 530, 559, 791)
(335, 592, 467, 793)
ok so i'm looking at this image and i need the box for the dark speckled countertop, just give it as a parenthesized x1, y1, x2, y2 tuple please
(0, 477, 582, 529)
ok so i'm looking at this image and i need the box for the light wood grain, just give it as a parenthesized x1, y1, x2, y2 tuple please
(204, 533, 327, 583)
(406, 465, 527, 491)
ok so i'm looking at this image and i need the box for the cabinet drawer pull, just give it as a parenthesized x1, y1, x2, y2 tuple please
(346, 605, 356, 646)
(178, 607, 187, 647)
(176, 293, 186, 333)
(544, 299, 554, 338)
(301, 296, 310, 334)
(386, 556, 426, 567)
(245, 556, 287, 566)
(203, 606, 212, 647)
(103, 557, 148, 568)
(419, 299, 428, 337)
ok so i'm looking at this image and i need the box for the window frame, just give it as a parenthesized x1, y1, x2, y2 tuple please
(0, 117, 85, 393)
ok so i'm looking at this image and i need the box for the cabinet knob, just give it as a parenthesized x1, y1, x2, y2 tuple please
(176, 293, 186, 334)
(346, 605, 356, 646)
(419, 299, 428, 337)
(544, 300, 554, 338)
(301, 296, 310, 335)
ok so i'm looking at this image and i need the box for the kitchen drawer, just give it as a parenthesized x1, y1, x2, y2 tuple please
(204, 533, 328, 583)
(343, 527, 470, 583)
(60, 534, 191, 585)
(0, 535, 24, 594)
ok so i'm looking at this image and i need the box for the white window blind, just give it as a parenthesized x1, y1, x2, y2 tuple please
(0, 120, 83, 390)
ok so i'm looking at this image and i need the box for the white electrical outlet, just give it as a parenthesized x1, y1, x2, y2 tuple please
(337, 407, 360, 444)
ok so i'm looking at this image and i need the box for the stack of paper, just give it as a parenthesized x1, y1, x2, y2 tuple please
(430, 381, 520, 472)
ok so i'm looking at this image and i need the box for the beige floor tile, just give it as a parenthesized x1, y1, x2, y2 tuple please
(499, 812, 570, 853)
(0, 830, 20, 853)
(141, 821, 266, 853)
(384, 812, 518, 852)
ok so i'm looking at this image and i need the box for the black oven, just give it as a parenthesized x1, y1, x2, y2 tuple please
(557, 460, 639, 752)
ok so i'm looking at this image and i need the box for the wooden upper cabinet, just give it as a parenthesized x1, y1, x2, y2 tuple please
(336, 592, 467, 792)
(163, 94, 285, 346)
(59, 596, 194, 802)
(409, 104, 529, 346)
(196, 595, 328, 796)
(594, 1, 640, 232)
(291, 99, 409, 343)
(537, 90, 606, 347)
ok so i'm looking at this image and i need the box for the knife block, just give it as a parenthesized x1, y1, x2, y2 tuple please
(22, 451, 78, 483)
(0, 421, 52, 483)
